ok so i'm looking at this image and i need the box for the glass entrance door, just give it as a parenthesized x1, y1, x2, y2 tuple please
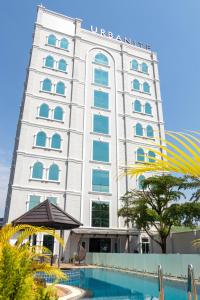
(89, 238, 111, 253)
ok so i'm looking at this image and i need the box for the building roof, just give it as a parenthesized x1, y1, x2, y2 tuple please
(12, 200, 82, 230)
(71, 227, 139, 236)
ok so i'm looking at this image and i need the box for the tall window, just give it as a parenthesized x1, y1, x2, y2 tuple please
(138, 175, 145, 190)
(94, 90, 109, 109)
(60, 38, 69, 50)
(94, 69, 108, 86)
(48, 34, 56, 46)
(48, 164, 59, 181)
(133, 79, 140, 91)
(145, 103, 152, 115)
(95, 53, 108, 66)
(143, 82, 150, 93)
(56, 81, 65, 95)
(42, 79, 52, 92)
(51, 134, 61, 149)
(45, 56, 54, 68)
(36, 131, 46, 147)
(92, 169, 109, 193)
(54, 106, 63, 121)
(148, 151, 156, 163)
(136, 148, 145, 162)
(93, 141, 109, 162)
(146, 125, 154, 138)
(58, 59, 67, 72)
(134, 100, 142, 112)
(135, 123, 143, 136)
(92, 202, 109, 227)
(29, 195, 40, 210)
(93, 115, 109, 134)
(39, 104, 49, 118)
(142, 63, 148, 74)
(32, 162, 43, 179)
(131, 59, 138, 71)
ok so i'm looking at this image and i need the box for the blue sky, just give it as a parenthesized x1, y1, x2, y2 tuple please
(0, 0, 199, 216)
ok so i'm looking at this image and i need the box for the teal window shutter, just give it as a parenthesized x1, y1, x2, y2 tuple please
(48, 34, 56, 46)
(145, 103, 152, 115)
(32, 162, 43, 179)
(94, 69, 109, 86)
(143, 82, 150, 93)
(133, 79, 140, 90)
(135, 123, 143, 136)
(138, 175, 145, 189)
(42, 79, 52, 92)
(131, 59, 138, 71)
(36, 132, 46, 147)
(92, 169, 109, 192)
(45, 56, 54, 68)
(51, 134, 61, 149)
(93, 140, 109, 162)
(54, 106, 63, 121)
(142, 63, 148, 74)
(92, 202, 109, 227)
(29, 195, 40, 210)
(60, 38, 69, 49)
(93, 115, 109, 134)
(137, 148, 145, 162)
(56, 81, 65, 95)
(146, 125, 154, 138)
(148, 151, 156, 162)
(58, 59, 67, 72)
(94, 90, 109, 109)
(134, 100, 142, 112)
(39, 104, 49, 118)
(48, 164, 59, 181)
(95, 53, 109, 65)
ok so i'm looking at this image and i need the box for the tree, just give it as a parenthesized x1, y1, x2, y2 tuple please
(118, 175, 200, 253)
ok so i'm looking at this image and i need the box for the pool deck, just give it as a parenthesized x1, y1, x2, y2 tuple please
(60, 263, 100, 269)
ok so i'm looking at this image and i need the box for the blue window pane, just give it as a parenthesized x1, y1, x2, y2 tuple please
(94, 69, 108, 86)
(39, 104, 49, 118)
(134, 100, 142, 112)
(29, 195, 40, 210)
(95, 53, 108, 65)
(56, 82, 65, 95)
(92, 169, 109, 192)
(51, 134, 61, 149)
(48, 34, 56, 46)
(58, 59, 67, 72)
(47, 197, 57, 205)
(137, 148, 145, 162)
(135, 123, 143, 136)
(145, 103, 152, 115)
(93, 115, 109, 134)
(45, 56, 54, 68)
(146, 125, 154, 138)
(133, 79, 140, 91)
(143, 82, 150, 93)
(93, 141, 109, 162)
(42, 79, 52, 92)
(142, 63, 148, 74)
(131, 59, 138, 71)
(138, 175, 145, 190)
(36, 132, 46, 147)
(94, 90, 109, 109)
(148, 151, 156, 163)
(60, 38, 69, 49)
(48, 164, 59, 181)
(54, 106, 63, 121)
(32, 162, 43, 179)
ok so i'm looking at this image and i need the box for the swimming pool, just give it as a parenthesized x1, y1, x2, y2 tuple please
(45, 268, 200, 299)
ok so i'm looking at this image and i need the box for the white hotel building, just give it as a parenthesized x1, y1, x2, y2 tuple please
(4, 6, 165, 258)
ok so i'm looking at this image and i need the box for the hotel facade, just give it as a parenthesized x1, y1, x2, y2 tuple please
(4, 6, 165, 259)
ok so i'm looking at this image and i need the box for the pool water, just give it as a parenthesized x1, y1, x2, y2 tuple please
(45, 268, 200, 299)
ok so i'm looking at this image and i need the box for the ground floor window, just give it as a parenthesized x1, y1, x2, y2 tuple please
(141, 237, 150, 253)
(89, 238, 111, 253)
(91, 201, 109, 227)
(43, 235, 54, 253)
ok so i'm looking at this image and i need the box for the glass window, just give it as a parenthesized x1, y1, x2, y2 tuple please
(142, 63, 148, 74)
(60, 38, 69, 49)
(94, 69, 108, 86)
(134, 100, 142, 112)
(45, 56, 54, 68)
(42, 79, 52, 92)
(47, 197, 57, 205)
(58, 59, 67, 72)
(39, 104, 49, 118)
(92, 202, 109, 227)
(93, 115, 109, 134)
(29, 195, 40, 210)
(56, 81, 65, 95)
(94, 90, 109, 109)
(138, 175, 145, 190)
(92, 169, 109, 193)
(148, 151, 156, 163)
(54, 106, 63, 121)
(93, 140, 109, 162)
(48, 164, 59, 181)
(136, 148, 145, 162)
(143, 82, 150, 93)
(133, 79, 140, 91)
(145, 103, 152, 115)
(135, 123, 143, 136)
(131, 59, 138, 71)
(51, 134, 61, 149)
(95, 53, 108, 65)
(146, 125, 154, 138)
(48, 34, 56, 46)
(36, 131, 46, 147)
(32, 162, 43, 179)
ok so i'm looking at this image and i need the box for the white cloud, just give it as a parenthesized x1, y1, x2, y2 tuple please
(0, 152, 10, 217)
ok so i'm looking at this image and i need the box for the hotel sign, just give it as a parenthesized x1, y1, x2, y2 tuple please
(90, 26, 151, 50)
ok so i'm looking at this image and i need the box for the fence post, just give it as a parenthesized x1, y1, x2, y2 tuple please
(158, 264, 164, 300)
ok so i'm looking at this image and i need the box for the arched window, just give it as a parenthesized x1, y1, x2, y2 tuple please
(134, 100, 142, 112)
(146, 125, 154, 138)
(48, 34, 56, 46)
(39, 104, 49, 118)
(143, 82, 150, 93)
(138, 175, 145, 190)
(53, 106, 63, 121)
(48, 164, 59, 181)
(145, 103, 152, 115)
(60, 38, 69, 50)
(36, 131, 46, 147)
(135, 123, 143, 136)
(131, 59, 138, 71)
(58, 59, 67, 72)
(45, 56, 54, 68)
(133, 79, 140, 91)
(148, 151, 156, 163)
(136, 148, 145, 162)
(32, 162, 43, 179)
(56, 81, 65, 95)
(42, 79, 52, 92)
(95, 53, 109, 65)
(142, 63, 148, 74)
(51, 134, 61, 149)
